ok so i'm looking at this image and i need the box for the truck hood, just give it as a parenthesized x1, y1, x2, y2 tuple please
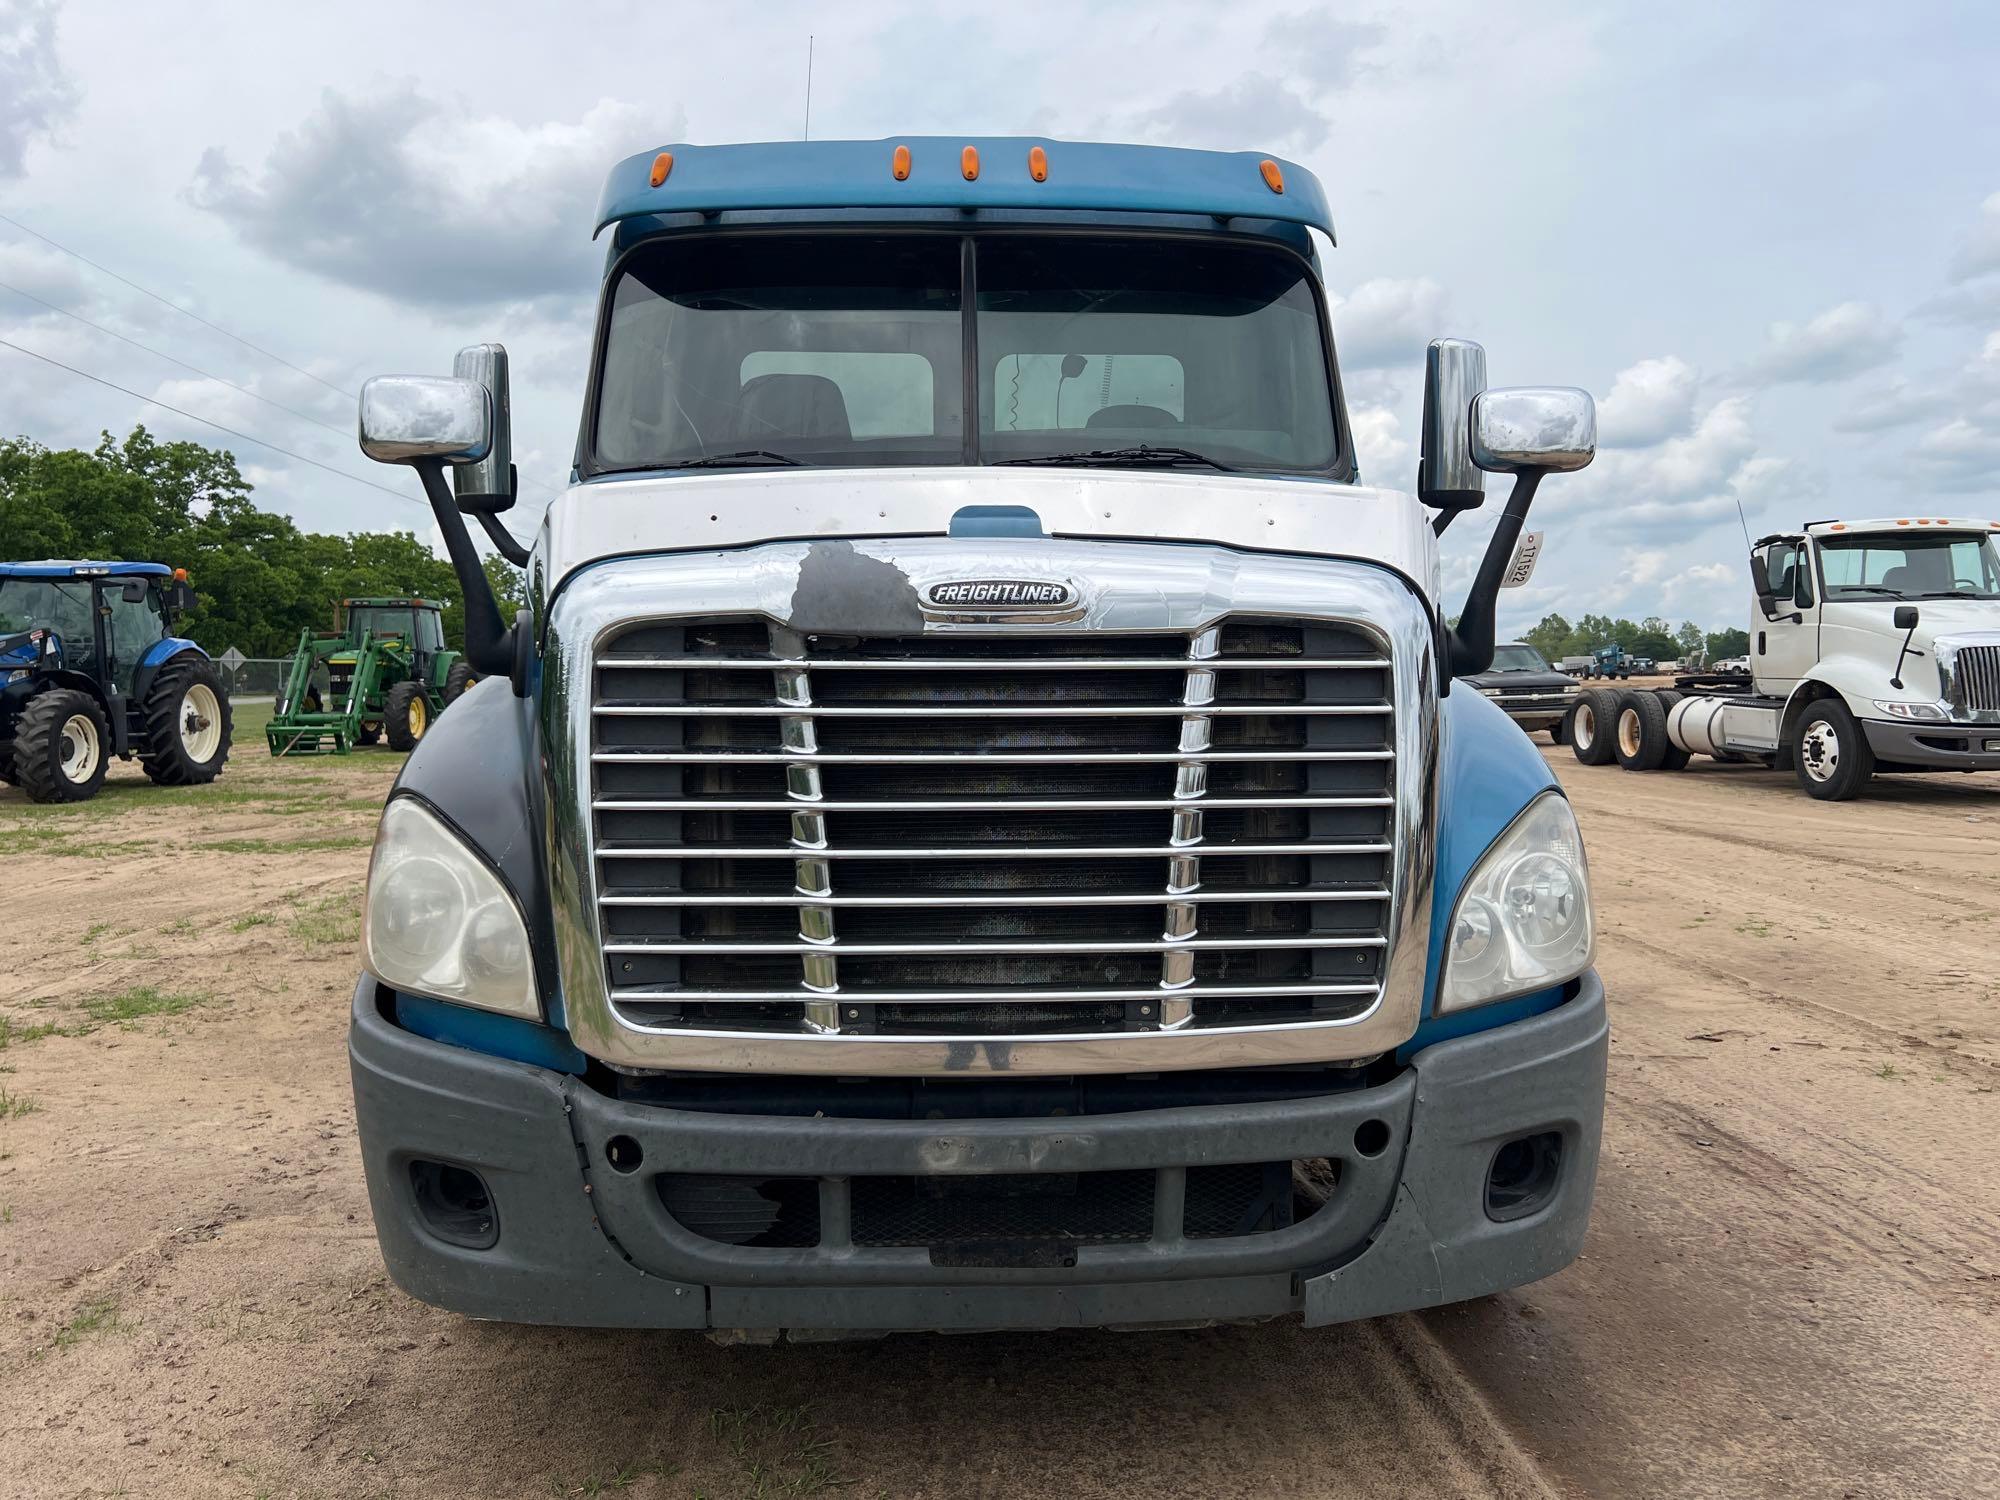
(1909, 597, 2000, 646)
(538, 466, 1440, 608)
(1457, 668, 1575, 693)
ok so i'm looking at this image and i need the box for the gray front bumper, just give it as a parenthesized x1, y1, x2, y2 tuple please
(1862, 718, 2000, 771)
(349, 975, 1607, 1333)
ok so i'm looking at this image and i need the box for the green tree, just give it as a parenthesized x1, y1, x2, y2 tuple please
(483, 552, 527, 620)
(1522, 613, 1573, 663)
(1675, 621, 1705, 657)
(1705, 627, 1751, 659)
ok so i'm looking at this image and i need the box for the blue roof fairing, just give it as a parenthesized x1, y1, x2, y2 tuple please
(595, 138, 1333, 241)
(0, 560, 171, 579)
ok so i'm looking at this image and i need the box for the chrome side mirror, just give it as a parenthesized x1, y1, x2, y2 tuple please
(1471, 387, 1597, 474)
(358, 376, 492, 466)
(1418, 338, 1487, 513)
(451, 344, 515, 513)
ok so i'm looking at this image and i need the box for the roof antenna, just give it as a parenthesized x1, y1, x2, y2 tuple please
(803, 35, 814, 141)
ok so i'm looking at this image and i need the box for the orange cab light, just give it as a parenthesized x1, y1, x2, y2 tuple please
(648, 152, 674, 188)
(172, 567, 189, 580)
(891, 144, 911, 181)
(1259, 158, 1285, 194)
(1829, 523, 1847, 531)
(1916, 518, 1932, 525)
(1028, 145, 1048, 182)
(1897, 518, 1911, 526)
(961, 145, 980, 181)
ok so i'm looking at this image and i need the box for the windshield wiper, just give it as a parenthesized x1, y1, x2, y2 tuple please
(664, 450, 804, 469)
(1832, 584, 1906, 597)
(993, 445, 1236, 472)
(1913, 589, 1998, 599)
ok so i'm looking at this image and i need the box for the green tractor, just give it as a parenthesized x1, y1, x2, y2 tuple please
(267, 597, 472, 756)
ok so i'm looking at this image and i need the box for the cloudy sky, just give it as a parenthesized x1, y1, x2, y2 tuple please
(3, 0, 1997, 636)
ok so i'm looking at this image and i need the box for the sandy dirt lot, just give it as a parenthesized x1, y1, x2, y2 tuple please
(1, 713, 1996, 1499)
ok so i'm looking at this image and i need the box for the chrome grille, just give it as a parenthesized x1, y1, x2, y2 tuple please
(1946, 643, 2000, 714)
(587, 618, 1398, 1038)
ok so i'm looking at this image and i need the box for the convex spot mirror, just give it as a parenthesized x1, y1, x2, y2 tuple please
(1470, 387, 1597, 474)
(358, 375, 492, 467)
(120, 580, 148, 603)
(165, 581, 196, 614)
(450, 344, 516, 515)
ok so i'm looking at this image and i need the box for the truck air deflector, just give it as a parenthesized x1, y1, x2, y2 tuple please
(594, 138, 1334, 240)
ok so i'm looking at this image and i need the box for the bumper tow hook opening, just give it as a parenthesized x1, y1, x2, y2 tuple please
(408, 1159, 499, 1250)
(1486, 1130, 1564, 1223)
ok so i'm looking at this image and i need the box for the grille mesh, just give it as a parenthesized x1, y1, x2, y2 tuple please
(589, 618, 1396, 1038)
(1949, 644, 2000, 714)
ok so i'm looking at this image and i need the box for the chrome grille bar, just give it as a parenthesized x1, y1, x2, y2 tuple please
(594, 702, 1391, 718)
(606, 934, 1388, 956)
(773, 625, 840, 1034)
(598, 888, 1391, 908)
(600, 655, 1390, 671)
(597, 841, 1394, 860)
(612, 981, 1382, 1005)
(593, 795, 1394, 812)
(594, 748, 1396, 765)
(1159, 626, 1219, 1029)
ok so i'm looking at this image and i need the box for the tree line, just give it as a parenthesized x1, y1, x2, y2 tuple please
(1518, 613, 1750, 666)
(0, 427, 523, 657)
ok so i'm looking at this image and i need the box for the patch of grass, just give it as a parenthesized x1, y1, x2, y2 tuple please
(199, 834, 374, 855)
(80, 986, 209, 1028)
(53, 1296, 128, 1348)
(548, 1459, 677, 1497)
(80, 921, 116, 946)
(1, 1086, 40, 1120)
(705, 1404, 847, 1496)
(0, 1017, 68, 1050)
(230, 912, 275, 932)
(289, 891, 362, 949)
(157, 917, 197, 937)
(1875, 1063, 1902, 1080)
(1735, 915, 1773, 938)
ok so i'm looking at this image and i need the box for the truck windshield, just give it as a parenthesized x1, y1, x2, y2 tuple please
(1490, 644, 1551, 671)
(590, 232, 1340, 475)
(1819, 533, 2000, 600)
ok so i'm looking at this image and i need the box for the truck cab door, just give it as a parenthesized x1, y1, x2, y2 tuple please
(1750, 536, 1818, 695)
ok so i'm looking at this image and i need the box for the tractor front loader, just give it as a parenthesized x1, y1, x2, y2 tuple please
(266, 597, 468, 756)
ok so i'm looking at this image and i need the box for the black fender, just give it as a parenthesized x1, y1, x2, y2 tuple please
(388, 676, 556, 1001)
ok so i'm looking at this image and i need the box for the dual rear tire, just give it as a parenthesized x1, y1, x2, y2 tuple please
(1568, 688, 1687, 772)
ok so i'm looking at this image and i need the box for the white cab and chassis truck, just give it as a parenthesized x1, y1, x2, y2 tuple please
(344, 138, 1609, 1338)
(1567, 518, 2000, 799)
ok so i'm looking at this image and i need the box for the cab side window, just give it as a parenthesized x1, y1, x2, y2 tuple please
(1762, 542, 1798, 601)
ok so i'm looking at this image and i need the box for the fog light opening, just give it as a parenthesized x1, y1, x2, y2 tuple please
(605, 1134, 644, 1174)
(1352, 1119, 1391, 1159)
(408, 1159, 498, 1249)
(1486, 1130, 1564, 1223)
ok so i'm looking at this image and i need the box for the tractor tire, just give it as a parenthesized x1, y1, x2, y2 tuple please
(1613, 691, 1676, 771)
(1794, 699, 1874, 801)
(1568, 688, 1620, 766)
(13, 688, 111, 804)
(354, 720, 383, 746)
(139, 656, 233, 787)
(384, 681, 430, 752)
(443, 660, 475, 704)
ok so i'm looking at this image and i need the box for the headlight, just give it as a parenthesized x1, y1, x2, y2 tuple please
(1872, 700, 1946, 722)
(360, 797, 538, 1019)
(1440, 791, 1593, 1012)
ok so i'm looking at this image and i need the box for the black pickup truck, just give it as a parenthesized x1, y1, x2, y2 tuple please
(1459, 641, 1579, 739)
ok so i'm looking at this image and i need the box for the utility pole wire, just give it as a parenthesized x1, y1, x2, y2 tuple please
(0, 277, 354, 440)
(0, 334, 533, 549)
(0, 208, 357, 401)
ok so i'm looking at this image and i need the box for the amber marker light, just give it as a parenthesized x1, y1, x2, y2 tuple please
(891, 144, 912, 181)
(1028, 145, 1048, 182)
(648, 152, 674, 187)
(961, 145, 980, 180)
(1259, 158, 1285, 193)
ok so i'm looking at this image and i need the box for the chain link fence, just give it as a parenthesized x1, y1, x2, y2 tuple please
(215, 656, 294, 704)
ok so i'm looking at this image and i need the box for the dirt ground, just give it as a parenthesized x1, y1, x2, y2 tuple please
(1, 711, 1996, 1499)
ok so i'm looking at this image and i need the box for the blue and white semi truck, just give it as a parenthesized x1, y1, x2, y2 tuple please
(346, 138, 1607, 1336)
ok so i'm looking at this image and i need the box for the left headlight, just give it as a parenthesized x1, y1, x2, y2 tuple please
(1439, 791, 1593, 1013)
(360, 797, 538, 1019)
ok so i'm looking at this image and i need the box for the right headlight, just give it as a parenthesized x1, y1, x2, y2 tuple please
(360, 796, 538, 1019)
(1439, 791, 1593, 1013)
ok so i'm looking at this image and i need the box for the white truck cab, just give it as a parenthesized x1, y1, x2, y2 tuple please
(1570, 517, 2000, 798)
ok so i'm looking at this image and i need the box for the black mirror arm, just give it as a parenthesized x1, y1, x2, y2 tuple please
(1889, 622, 1924, 690)
(415, 457, 522, 688)
(475, 509, 532, 567)
(1447, 470, 1543, 677)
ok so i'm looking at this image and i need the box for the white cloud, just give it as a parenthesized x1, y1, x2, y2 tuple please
(0, 0, 73, 178)
(1347, 402, 1409, 482)
(1908, 416, 2000, 492)
(1947, 190, 2000, 283)
(1832, 376, 1934, 433)
(1746, 301, 1902, 385)
(1132, 73, 1329, 155)
(1596, 355, 1698, 448)
(1261, 11, 1390, 91)
(1330, 277, 1448, 370)
(190, 88, 665, 309)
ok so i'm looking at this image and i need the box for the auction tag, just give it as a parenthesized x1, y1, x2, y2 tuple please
(1501, 530, 1545, 588)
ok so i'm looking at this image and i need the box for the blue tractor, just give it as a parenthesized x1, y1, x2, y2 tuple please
(0, 561, 232, 803)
